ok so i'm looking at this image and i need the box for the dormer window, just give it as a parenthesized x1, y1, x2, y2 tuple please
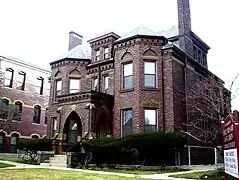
(104, 47, 109, 59)
(95, 50, 100, 62)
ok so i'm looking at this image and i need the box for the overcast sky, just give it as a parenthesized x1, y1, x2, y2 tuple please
(0, 0, 239, 109)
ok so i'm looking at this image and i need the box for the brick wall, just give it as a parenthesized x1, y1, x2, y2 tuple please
(0, 58, 50, 139)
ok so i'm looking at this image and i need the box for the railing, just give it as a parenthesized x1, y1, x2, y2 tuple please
(56, 90, 113, 104)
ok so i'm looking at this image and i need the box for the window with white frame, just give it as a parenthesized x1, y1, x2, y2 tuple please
(95, 50, 100, 61)
(104, 47, 109, 59)
(123, 63, 133, 90)
(103, 76, 109, 93)
(55, 80, 62, 96)
(69, 79, 80, 93)
(92, 77, 98, 91)
(144, 109, 156, 132)
(144, 61, 156, 88)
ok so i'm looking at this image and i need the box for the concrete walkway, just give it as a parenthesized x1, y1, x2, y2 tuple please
(0, 160, 216, 180)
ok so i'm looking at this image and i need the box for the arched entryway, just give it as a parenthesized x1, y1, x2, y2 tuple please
(63, 111, 82, 150)
(96, 112, 111, 138)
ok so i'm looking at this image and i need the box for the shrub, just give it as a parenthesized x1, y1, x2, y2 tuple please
(17, 138, 52, 161)
(82, 131, 186, 166)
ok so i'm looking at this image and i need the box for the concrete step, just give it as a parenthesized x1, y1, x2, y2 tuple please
(49, 163, 67, 168)
(49, 159, 67, 163)
(40, 163, 51, 167)
(50, 156, 67, 160)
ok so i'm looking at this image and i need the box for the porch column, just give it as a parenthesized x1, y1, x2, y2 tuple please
(85, 102, 95, 133)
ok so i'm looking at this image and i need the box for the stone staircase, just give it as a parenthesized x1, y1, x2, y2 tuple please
(40, 155, 67, 168)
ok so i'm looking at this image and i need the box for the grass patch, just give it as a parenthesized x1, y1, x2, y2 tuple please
(169, 170, 222, 179)
(0, 168, 144, 180)
(0, 157, 39, 165)
(0, 162, 15, 168)
(90, 167, 188, 175)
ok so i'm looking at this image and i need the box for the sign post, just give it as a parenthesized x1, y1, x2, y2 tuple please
(223, 111, 239, 179)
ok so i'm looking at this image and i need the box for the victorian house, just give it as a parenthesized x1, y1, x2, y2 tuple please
(47, 0, 230, 165)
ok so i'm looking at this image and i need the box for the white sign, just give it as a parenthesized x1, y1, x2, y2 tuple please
(224, 148, 239, 178)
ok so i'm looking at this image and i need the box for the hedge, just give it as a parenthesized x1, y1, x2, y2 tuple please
(17, 138, 52, 152)
(82, 131, 186, 165)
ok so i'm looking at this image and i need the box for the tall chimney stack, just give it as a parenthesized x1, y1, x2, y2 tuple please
(68, 31, 83, 51)
(177, 0, 193, 57)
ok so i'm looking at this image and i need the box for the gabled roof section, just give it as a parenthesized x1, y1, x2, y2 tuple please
(116, 25, 160, 42)
(0, 55, 51, 73)
(158, 25, 179, 39)
(87, 29, 121, 44)
(56, 41, 91, 61)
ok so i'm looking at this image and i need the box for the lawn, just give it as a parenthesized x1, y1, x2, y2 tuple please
(0, 162, 16, 168)
(169, 170, 223, 179)
(0, 157, 38, 165)
(0, 168, 144, 180)
(91, 167, 188, 175)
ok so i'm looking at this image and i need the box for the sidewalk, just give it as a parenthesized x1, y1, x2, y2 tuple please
(0, 160, 215, 180)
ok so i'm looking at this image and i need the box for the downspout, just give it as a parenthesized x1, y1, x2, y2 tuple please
(161, 52, 166, 132)
(184, 57, 190, 165)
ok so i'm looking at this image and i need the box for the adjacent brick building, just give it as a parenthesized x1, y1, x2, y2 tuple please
(0, 56, 50, 153)
(48, 0, 230, 165)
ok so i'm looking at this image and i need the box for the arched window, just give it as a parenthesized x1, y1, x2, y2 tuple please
(10, 133, 19, 153)
(16, 71, 26, 91)
(0, 99, 9, 119)
(13, 101, 22, 121)
(4, 68, 14, 88)
(0, 133, 5, 153)
(68, 120, 77, 144)
(33, 105, 41, 124)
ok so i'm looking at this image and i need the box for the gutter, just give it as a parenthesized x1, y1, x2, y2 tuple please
(161, 52, 166, 132)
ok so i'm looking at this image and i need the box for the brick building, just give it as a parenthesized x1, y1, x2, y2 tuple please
(0, 56, 50, 153)
(48, 0, 230, 164)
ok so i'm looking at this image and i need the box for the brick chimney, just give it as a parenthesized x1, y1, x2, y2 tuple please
(177, 0, 193, 57)
(68, 31, 83, 51)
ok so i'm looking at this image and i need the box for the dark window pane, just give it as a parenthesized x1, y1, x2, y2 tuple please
(123, 109, 132, 137)
(124, 76, 133, 89)
(144, 125, 156, 133)
(144, 75, 155, 87)
(13, 102, 22, 121)
(0, 99, 9, 119)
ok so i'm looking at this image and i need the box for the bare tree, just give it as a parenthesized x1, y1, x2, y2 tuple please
(180, 76, 230, 150)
